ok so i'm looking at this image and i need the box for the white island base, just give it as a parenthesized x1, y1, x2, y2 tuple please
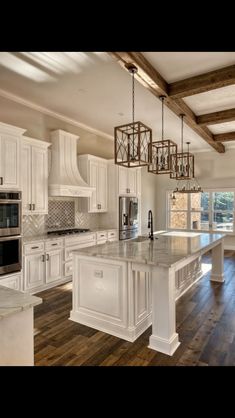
(70, 233, 224, 356)
(70, 253, 205, 349)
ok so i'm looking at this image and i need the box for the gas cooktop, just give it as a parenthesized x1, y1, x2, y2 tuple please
(47, 228, 90, 236)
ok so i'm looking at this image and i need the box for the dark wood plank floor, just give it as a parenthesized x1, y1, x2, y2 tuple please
(34, 251, 235, 366)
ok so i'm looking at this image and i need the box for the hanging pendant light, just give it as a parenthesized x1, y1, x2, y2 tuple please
(170, 114, 194, 180)
(148, 96, 177, 175)
(172, 142, 203, 194)
(114, 63, 152, 168)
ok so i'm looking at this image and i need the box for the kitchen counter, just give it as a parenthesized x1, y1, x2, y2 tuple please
(0, 285, 41, 320)
(70, 231, 225, 357)
(0, 286, 42, 366)
(72, 231, 225, 268)
(23, 228, 117, 243)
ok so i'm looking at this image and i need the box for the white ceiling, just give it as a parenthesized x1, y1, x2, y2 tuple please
(184, 85, 235, 115)
(142, 52, 235, 83)
(0, 52, 235, 152)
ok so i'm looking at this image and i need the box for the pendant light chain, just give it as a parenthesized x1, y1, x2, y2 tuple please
(132, 69, 135, 125)
(181, 114, 184, 154)
(161, 96, 164, 141)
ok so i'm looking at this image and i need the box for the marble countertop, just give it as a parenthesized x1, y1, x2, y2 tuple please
(73, 231, 225, 268)
(23, 228, 117, 243)
(0, 286, 42, 320)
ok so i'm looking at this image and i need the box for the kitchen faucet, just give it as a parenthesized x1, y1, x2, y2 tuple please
(148, 210, 154, 240)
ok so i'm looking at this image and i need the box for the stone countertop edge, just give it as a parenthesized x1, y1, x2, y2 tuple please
(0, 285, 42, 320)
(22, 228, 117, 243)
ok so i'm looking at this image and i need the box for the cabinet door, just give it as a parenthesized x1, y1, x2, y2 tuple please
(118, 166, 128, 195)
(24, 253, 45, 291)
(88, 160, 98, 212)
(128, 169, 137, 195)
(97, 163, 107, 211)
(0, 134, 20, 189)
(22, 143, 32, 214)
(46, 249, 63, 283)
(31, 146, 48, 214)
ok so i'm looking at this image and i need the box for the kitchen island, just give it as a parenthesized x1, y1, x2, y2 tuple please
(70, 231, 225, 356)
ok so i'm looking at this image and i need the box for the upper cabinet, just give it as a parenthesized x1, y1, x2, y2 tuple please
(118, 166, 139, 196)
(78, 154, 108, 213)
(22, 137, 50, 215)
(0, 122, 26, 190)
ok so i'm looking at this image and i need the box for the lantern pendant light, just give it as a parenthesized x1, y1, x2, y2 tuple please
(114, 63, 152, 168)
(148, 95, 177, 175)
(172, 141, 203, 194)
(170, 114, 194, 180)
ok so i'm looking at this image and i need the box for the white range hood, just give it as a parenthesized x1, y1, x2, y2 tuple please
(48, 129, 94, 197)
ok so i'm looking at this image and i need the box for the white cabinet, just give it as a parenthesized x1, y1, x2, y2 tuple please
(78, 154, 108, 213)
(22, 137, 50, 215)
(46, 249, 63, 284)
(0, 272, 22, 291)
(0, 122, 26, 190)
(24, 252, 45, 291)
(118, 166, 137, 195)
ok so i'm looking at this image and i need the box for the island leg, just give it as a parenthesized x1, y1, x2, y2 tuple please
(210, 239, 224, 283)
(149, 266, 180, 356)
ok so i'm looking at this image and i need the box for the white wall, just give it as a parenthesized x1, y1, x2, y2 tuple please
(155, 148, 235, 248)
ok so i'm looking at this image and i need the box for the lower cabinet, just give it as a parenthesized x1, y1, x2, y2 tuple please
(46, 249, 63, 284)
(24, 252, 45, 291)
(0, 272, 22, 291)
(23, 230, 118, 293)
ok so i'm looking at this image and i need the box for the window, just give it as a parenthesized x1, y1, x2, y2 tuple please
(168, 190, 235, 233)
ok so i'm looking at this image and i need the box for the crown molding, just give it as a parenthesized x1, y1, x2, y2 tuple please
(0, 88, 114, 141)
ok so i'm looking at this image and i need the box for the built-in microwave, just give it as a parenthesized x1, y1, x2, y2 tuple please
(0, 191, 21, 237)
(0, 235, 22, 275)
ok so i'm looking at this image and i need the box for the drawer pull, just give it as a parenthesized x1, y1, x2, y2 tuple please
(32, 246, 39, 249)
(51, 243, 58, 246)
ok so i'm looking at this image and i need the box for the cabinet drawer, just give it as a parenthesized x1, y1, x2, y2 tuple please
(64, 261, 73, 277)
(64, 233, 96, 246)
(96, 231, 107, 241)
(97, 239, 107, 245)
(107, 230, 117, 240)
(24, 241, 44, 254)
(0, 273, 22, 291)
(65, 240, 96, 261)
(45, 238, 63, 251)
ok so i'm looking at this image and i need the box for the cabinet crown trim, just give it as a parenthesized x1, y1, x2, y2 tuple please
(23, 136, 51, 148)
(0, 121, 26, 135)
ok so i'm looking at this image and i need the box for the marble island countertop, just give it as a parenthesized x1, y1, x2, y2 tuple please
(73, 231, 225, 268)
(0, 286, 42, 320)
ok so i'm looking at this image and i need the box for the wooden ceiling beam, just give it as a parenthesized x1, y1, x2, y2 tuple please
(214, 132, 235, 142)
(197, 108, 235, 126)
(169, 64, 235, 99)
(109, 52, 225, 153)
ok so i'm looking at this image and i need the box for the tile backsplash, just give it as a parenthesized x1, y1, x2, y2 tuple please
(22, 198, 103, 236)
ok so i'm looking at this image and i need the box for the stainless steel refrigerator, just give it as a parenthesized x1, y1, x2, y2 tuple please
(119, 196, 138, 240)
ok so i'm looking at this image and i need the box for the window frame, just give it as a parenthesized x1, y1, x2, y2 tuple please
(167, 188, 235, 234)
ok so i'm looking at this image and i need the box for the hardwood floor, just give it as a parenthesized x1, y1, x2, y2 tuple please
(34, 251, 235, 366)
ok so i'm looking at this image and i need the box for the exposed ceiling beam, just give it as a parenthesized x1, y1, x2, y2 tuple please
(109, 52, 225, 153)
(169, 65, 235, 99)
(214, 132, 235, 142)
(197, 108, 235, 126)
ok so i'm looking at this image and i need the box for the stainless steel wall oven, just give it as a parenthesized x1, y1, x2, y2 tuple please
(0, 191, 22, 275)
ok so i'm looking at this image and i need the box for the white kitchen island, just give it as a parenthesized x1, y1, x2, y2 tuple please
(70, 231, 225, 356)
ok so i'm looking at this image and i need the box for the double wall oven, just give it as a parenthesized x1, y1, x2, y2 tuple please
(0, 191, 22, 275)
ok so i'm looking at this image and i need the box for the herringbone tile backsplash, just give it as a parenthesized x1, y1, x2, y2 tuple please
(23, 199, 103, 236)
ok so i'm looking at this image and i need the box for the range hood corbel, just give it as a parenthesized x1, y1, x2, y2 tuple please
(48, 129, 95, 197)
